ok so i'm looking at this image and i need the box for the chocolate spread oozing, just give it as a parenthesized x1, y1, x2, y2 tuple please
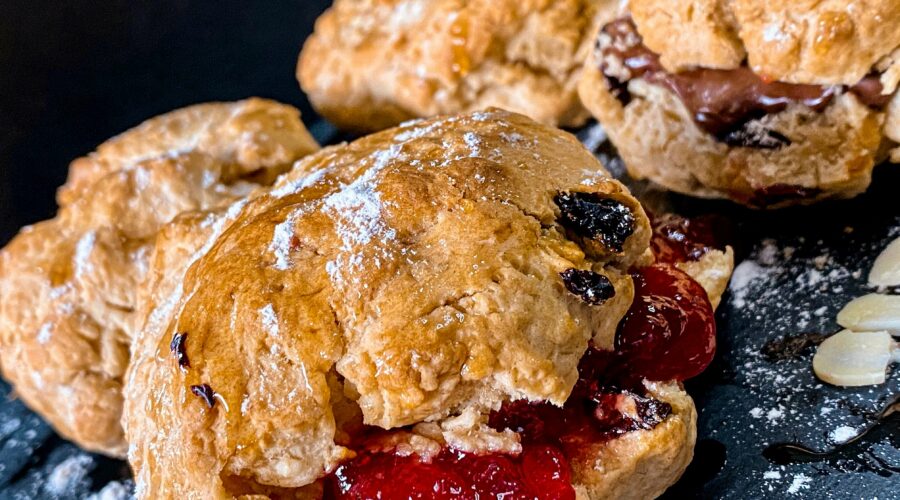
(598, 18, 893, 145)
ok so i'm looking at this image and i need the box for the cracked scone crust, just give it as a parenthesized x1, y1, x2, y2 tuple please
(0, 99, 318, 456)
(298, 0, 619, 132)
(123, 109, 665, 498)
(579, 7, 898, 207)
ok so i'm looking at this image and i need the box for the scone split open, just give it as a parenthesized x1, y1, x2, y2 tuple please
(122, 109, 733, 499)
(579, 3, 900, 207)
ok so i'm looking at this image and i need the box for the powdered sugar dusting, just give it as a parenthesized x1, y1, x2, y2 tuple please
(270, 167, 328, 199)
(45, 454, 93, 496)
(709, 222, 899, 497)
(73, 231, 98, 277)
(269, 209, 303, 270)
(787, 473, 812, 494)
(86, 480, 134, 500)
(259, 304, 280, 337)
(36, 322, 53, 344)
(323, 147, 399, 288)
(828, 425, 858, 444)
(579, 122, 608, 152)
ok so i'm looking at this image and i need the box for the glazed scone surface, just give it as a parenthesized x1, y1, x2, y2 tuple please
(123, 109, 658, 498)
(298, 0, 618, 132)
(0, 99, 318, 456)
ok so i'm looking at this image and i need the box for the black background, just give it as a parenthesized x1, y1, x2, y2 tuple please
(1, 2, 898, 499)
(0, 0, 320, 245)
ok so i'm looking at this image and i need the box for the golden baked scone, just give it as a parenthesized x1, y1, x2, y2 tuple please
(123, 109, 726, 499)
(579, 4, 900, 207)
(0, 98, 318, 456)
(298, 0, 618, 132)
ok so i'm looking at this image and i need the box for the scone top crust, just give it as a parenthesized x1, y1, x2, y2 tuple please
(59, 98, 319, 205)
(124, 109, 651, 497)
(630, 0, 900, 86)
(298, 0, 607, 131)
(0, 98, 318, 456)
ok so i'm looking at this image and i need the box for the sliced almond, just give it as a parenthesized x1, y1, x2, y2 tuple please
(812, 330, 897, 386)
(836, 294, 900, 333)
(870, 236, 900, 287)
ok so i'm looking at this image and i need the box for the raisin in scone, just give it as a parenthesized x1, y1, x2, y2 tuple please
(124, 109, 731, 499)
(298, 0, 618, 132)
(579, 1, 900, 207)
(0, 99, 318, 456)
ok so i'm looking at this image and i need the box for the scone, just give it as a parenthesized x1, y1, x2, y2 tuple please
(579, 1, 900, 207)
(298, 0, 617, 132)
(123, 109, 732, 499)
(0, 98, 319, 456)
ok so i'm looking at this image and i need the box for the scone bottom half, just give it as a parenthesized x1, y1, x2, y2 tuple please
(579, 13, 900, 208)
(123, 109, 732, 499)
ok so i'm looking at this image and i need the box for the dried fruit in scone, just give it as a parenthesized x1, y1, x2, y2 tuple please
(0, 98, 318, 457)
(123, 109, 729, 499)
(578, 1, 900, 207)
(297, 0, 619, 132)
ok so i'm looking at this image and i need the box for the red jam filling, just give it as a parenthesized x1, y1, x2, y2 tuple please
(325, 253, 716, 498)
(615, 264, 716, 381)
(650, 213, 727, 264)
(329, 445, 574, 500)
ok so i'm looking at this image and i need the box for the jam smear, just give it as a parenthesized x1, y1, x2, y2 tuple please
(324, 262, 715, 498)
(616, 264, 716, 381)
(650, 213, 728, 264)
(328, 446, 574, 500)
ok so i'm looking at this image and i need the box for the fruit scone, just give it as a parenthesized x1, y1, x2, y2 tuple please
(123, 109, 733, 499)
(0, 99, 319, 456)
(297, 0, 620, 132)
(579, 0, 900, 207)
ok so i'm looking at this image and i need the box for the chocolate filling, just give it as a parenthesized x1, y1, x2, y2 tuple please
(599, 18, 893, 144)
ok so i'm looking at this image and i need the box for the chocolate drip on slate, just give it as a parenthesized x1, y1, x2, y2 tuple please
(764, 395, 900, 477)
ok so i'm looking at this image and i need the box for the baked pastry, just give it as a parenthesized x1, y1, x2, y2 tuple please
(297, 0, 617, 132)
(578, 1, 900, 207)
(123, 109, 732, 499)
(0, 98, 319, 456)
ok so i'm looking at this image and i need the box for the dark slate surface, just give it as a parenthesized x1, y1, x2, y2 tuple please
(0, 2, 897, 499)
